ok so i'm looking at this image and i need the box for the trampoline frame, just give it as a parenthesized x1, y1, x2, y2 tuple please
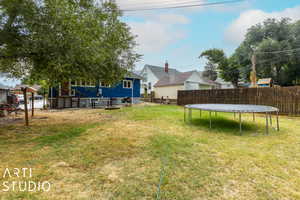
(184, 104, 280, 135)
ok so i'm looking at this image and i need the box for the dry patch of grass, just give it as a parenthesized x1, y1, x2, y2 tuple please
(0, 105, 300, 199)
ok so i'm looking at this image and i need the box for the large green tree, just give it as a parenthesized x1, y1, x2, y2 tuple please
(234, 18, 300, 86)
(0, 0, 140, 85)
(202, 61, 217, 81)
(201, 18, 300, 86)
(200, 49, 240, 87)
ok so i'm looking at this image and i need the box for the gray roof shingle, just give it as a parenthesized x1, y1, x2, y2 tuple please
(154, 71, 195, 87)
(145, 64, 180, 80)
(126, 71, 143, 79)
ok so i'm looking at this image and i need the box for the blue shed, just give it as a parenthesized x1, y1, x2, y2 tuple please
(49, 72, 142, 108)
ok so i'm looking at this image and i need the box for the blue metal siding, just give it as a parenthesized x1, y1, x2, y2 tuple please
(51, 78, 141, 98)
(49, 87, 59, 98)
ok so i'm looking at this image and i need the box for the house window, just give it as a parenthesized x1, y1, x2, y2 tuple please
(148, 82, 151, 90)
(90, 80, 96, 87)
(123, 80, 132, 89)
(142, 72, 147, 82)
(100, 81, 111, 88)
(81, 80, 87, 87)
(71, 89, 76, 96)
(71, 80, 76, 86)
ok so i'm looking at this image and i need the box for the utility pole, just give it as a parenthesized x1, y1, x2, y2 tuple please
(250, 52, 257, 88)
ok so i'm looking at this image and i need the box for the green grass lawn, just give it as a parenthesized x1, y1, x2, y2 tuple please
(0, 104, 300, 200)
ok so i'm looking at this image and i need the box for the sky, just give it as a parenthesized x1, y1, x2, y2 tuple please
(117, 0, 300, 72)
(0, 74, 20, 87)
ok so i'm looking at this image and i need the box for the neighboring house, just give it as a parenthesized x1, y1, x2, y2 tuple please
(154, 71, 215, 99)
(12, 84, 41, 95)
(238, 82, 251, 88)
(257, 78, 272, 87)
(49, 72, 142, 107)
(139, 62, 180, 95)
(214, 78, 234, 89)
(0, 86, 9, 104)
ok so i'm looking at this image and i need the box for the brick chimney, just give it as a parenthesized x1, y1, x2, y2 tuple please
(165, 61, 169, 73)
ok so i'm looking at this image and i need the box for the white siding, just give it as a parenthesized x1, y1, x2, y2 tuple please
(154, 85, 184, 99)
(221, 83, 234, 89)
(0, 90, 7, 104)
(140, 66, 160, 95)
(185, 82, 199, 90)
(184, 72, 214, 90)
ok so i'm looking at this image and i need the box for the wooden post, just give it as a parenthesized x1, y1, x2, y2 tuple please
(31, 92, 34, 117)
(22, 88, 29, 126)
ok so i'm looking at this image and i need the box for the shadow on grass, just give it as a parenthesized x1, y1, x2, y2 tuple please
(33, 123, 98, 148)
(0, 123, 97, 148)
(189, 116, 260, 136)
(148, 134, 193, 158)
(35, 127, 85, 147)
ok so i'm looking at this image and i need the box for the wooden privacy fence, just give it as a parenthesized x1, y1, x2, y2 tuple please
(178, 86, 300, 116)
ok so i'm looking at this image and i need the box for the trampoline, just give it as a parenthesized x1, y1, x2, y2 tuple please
(184, 104, 280, 135)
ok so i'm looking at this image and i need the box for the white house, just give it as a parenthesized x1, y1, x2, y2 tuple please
(214, 78, 234, 89)
(0, 86, 9, 104)
(139, 62, 180, 95)
(154, 70, 215, 99)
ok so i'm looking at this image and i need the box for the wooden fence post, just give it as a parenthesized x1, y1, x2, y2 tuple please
(31, 92, 34, 117)
(22, 87, 29, 126)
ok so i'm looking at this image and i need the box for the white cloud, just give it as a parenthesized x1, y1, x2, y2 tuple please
(128, 13, 189, 53)
(225, 6, 300, 45)
(0, 74, 20, 87)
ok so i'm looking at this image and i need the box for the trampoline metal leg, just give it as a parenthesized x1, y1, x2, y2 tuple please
(234, 112, 236, 120)
(253, 113, 255, 122)
(200, 110, 202, 118)
(184, 107, 186, 122)
(189, 108, 192, 122)
(209, 111, 212, 129)
(266, 112, 269, 135)
(239, 112, 242, 135)
(276, 111, 280, 131)
(269, 114, 272, 127)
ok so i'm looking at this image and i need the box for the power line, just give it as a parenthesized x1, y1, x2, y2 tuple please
(119, 0, 204, 8)
(122, 0, 244, 12)
(256, 57, 283, 65)
(257, 47, 300, 55)
(120, 0, 246, 12)
(254, 49, 300, 65)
